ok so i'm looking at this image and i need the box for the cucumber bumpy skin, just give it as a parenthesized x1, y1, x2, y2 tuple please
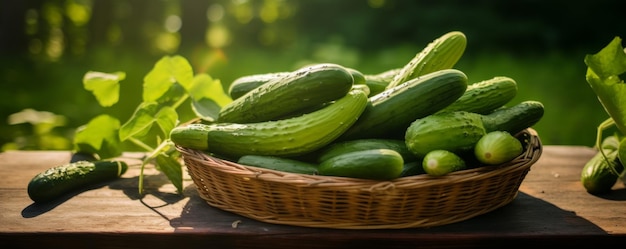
(171, 89, 369, 159)
(27, 160, 128, 203)
(581, 135, 624, 195)
(405, 101, 544, 159)
(386, 31, 467, 89)
(339, 69, 468, 141)
(228, 72, 290, 100)
(218, 63, 354, 124)
(437, 76, 518, 114)
(405, 111, 487, 158)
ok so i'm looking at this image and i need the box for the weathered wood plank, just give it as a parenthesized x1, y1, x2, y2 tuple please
(1, 147, 625, 248)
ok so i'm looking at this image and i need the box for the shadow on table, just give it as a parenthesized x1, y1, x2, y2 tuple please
(169, 187, 609, 235)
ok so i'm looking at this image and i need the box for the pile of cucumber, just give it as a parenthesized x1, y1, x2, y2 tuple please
(170, 31, 545, 180)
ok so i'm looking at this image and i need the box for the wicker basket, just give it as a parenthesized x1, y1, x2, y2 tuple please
(177, 128, 542, 229)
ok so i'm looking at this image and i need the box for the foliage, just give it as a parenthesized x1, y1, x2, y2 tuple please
(74, 55, 231, 194)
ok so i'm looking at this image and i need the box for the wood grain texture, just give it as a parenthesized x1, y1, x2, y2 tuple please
(1, 147, 625, 248)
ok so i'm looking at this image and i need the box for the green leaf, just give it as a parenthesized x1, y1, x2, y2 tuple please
(192, 98, 221, 122)
(584, 36, 626, 135)
(143, 55, 194, 102)
(188, 74, 232, 121)
(83, 71, 126, 107)
(155, 106, 178, 139)
(73, 114, 122, 159)
(155, 149, 183, 193)
(119, 102, 178, 141)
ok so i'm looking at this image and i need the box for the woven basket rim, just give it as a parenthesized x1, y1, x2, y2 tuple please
(177, 128, 542, 229)
(178, 128, 541, 187)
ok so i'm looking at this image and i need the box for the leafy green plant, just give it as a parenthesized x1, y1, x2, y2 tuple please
(583, 36, 626, 182)
(74, 55, 232, 194)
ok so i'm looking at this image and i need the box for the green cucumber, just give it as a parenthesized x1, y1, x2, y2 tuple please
(318, 149, 404, 180)
(227, 72, 290, 100)
(338, 69, 468, 141)
(316, 138, 418, 163)
(422, 150, 466, 176)
(218, 63, 354, 123)
(438, 76, 518, 114)
(474, 131, 524, 165)
(405, 111, 487, 158)
(171, 89, 369, 158)
(363, 68, 401, 96)
(405, 101, 544, 158)
(27, 160, 128, 203)
(237, 155, 318, 175)
(386, 31, 467, 89)
(400, 160, 425, 177)
(581, 135, 624, 194)
(481, 100, 545, 135)
(347, 68, 366, 85)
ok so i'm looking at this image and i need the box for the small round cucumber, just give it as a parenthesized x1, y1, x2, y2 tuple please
(318, 149, 404, 180)
(474, 131, 523, 165)
(27, 160, 128, 203)
(422, 150, 466, 176)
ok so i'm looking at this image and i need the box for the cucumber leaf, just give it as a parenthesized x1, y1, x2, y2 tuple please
(188, 73, 232, 121)
(83, 71, 126, 107)
(119, 102, 178, 141)
(155, 149, 183, 193)
(584, 36, 626, 135)
(143, 55, 194, 102)
(73, 114, 122, 159)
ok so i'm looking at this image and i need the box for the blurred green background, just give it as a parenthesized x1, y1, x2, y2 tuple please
(1, 0, 625, 151)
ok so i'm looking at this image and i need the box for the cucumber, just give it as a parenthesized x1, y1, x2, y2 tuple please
(386, 31, 467, 89)
(347, 68, 366, 85)
(405, 111, 487, 158)
(227, 72, 290, 100)
(237, 155, 318, 175)
(474, 131, 524, 165)
(170, 89, 369, 158)
(316, 138, 418, 163)
(318, 149, 404, 180)
(338, 69, 468, 141)
(363, 68, 401, 96)
(400, 160, 425, 177)
(218, 63, 354, 123)
(405, 101, 544, 158)
(481, 100, 545, 135)
(27, 160, 128, 203)
(581, 135, 624, 194)
(422, 150, 466, 176)
(438, 76, 518, 114)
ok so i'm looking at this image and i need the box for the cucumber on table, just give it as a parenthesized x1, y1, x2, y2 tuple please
(27, 160, 128, 203)
(581, 135, 624, 195)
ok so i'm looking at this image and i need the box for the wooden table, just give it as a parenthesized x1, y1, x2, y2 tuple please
(1, 146, 625, 248)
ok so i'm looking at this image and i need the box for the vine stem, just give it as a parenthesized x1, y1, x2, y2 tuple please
(596, 117, 620, 175)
